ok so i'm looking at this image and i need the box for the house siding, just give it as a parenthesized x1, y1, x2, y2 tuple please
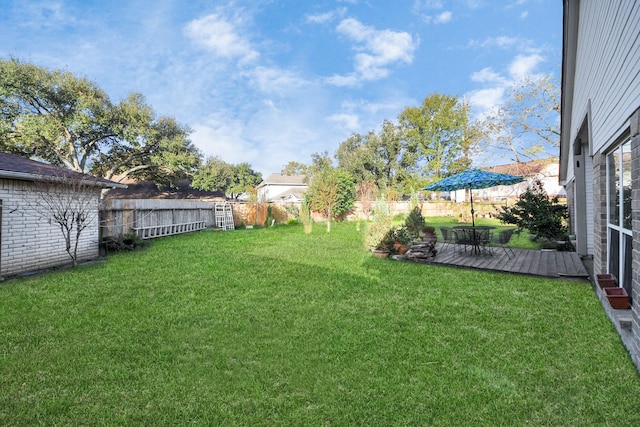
(562, 0, 640, 370)
(0, 178, 100, 277)
(572, 1, 640, 154)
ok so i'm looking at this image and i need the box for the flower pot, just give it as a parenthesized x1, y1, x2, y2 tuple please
(603, 287, 630, 310)
(422, 232, 437, 243)
(371, 249, 390, 258)
(596, 273, 617, 289)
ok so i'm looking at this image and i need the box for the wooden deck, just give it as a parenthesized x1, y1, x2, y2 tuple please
(409, 243, 590, 279)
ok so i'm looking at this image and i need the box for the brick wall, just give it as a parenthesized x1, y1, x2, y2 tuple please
(592, 153, 608, 275)
(630, 109, 640, 368)
(1, 178, 101, 278)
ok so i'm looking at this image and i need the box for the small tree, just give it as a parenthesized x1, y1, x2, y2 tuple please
(404, 206, 426, 240)
(27, 171, 103, 266)
(365, 197, 394, 250)
(496, 179, 567, 241)
(300, 198, 312, 234)
(306, 166, 355, 232)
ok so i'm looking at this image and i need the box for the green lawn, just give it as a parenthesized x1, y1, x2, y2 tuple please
(1, 223, 639, 425)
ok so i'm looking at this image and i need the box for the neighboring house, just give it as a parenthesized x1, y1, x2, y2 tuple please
(449, 158, 563, 203)
(560, 0, 640, 369)
(256, 174, 307, 203)
(0, 153, 125, 279)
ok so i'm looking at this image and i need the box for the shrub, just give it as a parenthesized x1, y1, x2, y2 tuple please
(103, 233, 148, 252)
(365, 198, 393, 250)
(496, 179, 568, 241)
(404, 206, 426, 239)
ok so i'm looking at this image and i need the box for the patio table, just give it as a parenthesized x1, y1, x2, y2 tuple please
(453, 226, 494, 256)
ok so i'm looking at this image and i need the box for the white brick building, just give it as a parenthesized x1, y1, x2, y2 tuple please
(0, 153, 125, 279)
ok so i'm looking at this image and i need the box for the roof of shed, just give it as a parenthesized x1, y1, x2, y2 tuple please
(0, 152, 126, 188)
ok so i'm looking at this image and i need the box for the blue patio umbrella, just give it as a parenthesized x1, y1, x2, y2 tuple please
(424, 169, 524, 228)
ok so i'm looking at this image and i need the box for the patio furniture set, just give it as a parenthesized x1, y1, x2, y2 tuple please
(440, 226, 517, 258)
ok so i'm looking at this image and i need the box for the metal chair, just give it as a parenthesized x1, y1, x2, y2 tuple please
(439, 226, 457, 251)
(492, 228, 516, 258)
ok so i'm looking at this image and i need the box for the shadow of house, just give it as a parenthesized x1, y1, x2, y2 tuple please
(0, 153, 125, 278)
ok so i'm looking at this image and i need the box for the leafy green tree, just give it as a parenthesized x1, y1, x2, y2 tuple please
(192, 157, 262, 198)
(281, 161, 308, 175)
(496, 179, 567, 240)
(0, 58, 201, 185)
(191, 156, 234, 193)
(336, 120, 415, 193)
(228, 162, 262, 199)
(398, 93, 471, 179)
(306, 154, 355, 232)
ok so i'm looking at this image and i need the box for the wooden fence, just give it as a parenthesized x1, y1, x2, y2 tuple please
(98, 198, 516, 239)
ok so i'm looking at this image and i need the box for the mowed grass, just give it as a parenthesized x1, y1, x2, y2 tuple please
(1, 223, 639, 425)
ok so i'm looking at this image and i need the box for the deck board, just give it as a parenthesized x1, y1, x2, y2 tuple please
(411, 243, 590, 279)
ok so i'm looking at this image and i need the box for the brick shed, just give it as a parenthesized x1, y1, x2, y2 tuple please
(0, 153, 125, 279)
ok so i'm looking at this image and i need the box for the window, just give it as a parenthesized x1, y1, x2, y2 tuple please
(606, 140, 632, 297)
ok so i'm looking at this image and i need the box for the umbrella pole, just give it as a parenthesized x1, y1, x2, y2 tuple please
(470, 189, 475, 228)
(470, 189, 478, 254)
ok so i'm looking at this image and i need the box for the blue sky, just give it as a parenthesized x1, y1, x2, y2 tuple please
(0, 0, 562, 176)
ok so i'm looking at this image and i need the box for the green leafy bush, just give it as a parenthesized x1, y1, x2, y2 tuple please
(496, 179, 568, 241)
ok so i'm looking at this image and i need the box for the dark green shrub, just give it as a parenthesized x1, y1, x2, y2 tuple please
(497, 179, 568, 241)
(404, 206, 426, 239)
(103, 233, 148, 252)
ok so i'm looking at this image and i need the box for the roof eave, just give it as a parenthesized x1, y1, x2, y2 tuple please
(0, 170, 128, 189)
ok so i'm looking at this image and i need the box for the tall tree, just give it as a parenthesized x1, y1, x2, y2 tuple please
(482, 75, 560, 163)
(280, 161, 308, 175)
(0, 58, 201, 185)
(335, 120, 415, 192)
(398, 93, 469, 179)
(228, 162, 262, 199)
(192, 157, 262, 198)
(191, 156, 234, 194)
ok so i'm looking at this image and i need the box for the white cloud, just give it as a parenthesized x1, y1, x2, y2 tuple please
(245, 66, 310, 95)
(471, 67, 506, 84)
(329, 18, 416, 86)
(468, 36, 522, 50)
(434, 11, 452, 24)
(466, 52, 546, 118)
(508, 53, 544, 79)
(184, 13, 259, 63)
(306, 7, 347, 24)
(18, 1, 74, 29)
(467, 87, 505, 117)
(326, 113, 361, 132)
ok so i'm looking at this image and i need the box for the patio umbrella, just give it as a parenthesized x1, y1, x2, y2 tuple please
(423, 169, 524, 228)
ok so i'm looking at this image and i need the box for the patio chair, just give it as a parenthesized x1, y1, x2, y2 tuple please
(439, 226, 457, 251)
(492, 228, 516, 258)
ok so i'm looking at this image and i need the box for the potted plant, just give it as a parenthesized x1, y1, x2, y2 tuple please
(422, 226, 437, 243)
(392, 226, 412, 255)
